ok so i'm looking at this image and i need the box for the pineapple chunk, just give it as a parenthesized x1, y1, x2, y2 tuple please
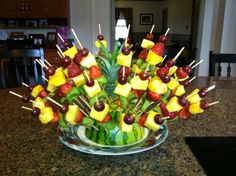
(114, 82, 132, 97)
(31, 85, 44, 98)
(132, 64, 142, 74)
(167, 77, 179, 90)
(63, 45, 78, 59)
(39, 107, 54, 124)
(119, 113, 133, 132)
(168, 66, 178, 76)
(90, 103, 109, 122)
(141, 39, 154, 49)
(33, 97, 45, 110)
(84, 80, 102, 97)
(148, 77, 167, 94)
(95, 40, 107, 48)
(173, 85, 185, 96)
(144, 110, 160, 132)
(48, 67, 67, 87)
(72, 74, 86, 87)
(63, 68, 68, 77)
(117, 51, 133, 67)
(130, 75, 148, 90)
(166, 96, 183, 112)
(187, 89, 201, 104)
(174, 73, 189, 82)
(65, 105, 79, 125)
(189, 102, 204, 114)
(146, 50, 163, 65)
(47, 84, 57, 93)
(80, 52, 97, 68)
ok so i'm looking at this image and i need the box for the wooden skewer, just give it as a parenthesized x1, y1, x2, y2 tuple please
(92, 125, 99, 131)
(22, 82, 29, 87)
(98, 24, 102, 35)
(191, 59, 204, 69)
(44, 59, 52, 67)
(150, 25, 155, 34)
(57, 51, 63, 58)
(46, 97, 63, 108)
(36, 59, 48, 69)
(189, 60, 195, 67)
(9, 91, 34, 103)
(125, 24, 130, 47)
(209, 101, 219, 106)
(79, 96, 91, 109)
(21, 106, 32, 111)
(206, 85, 215, 92)
(163, 55, 167, 60)
(173, 47, 185, 61)
(122, 66, 125, 77)
(74, 99, 88, 115)
(42, 76, 48, 82)
(72, 42, 77, 47)
(189, 76, 196, 83)
(161, 116, 170, 120)
(57, 33, 65, 43)
(164, 27, 170, 36)
(145, 63, 150, 72)
(56, 45, 65, 58)
(84, 71, 90, 82)
(71, 28, 83, 49)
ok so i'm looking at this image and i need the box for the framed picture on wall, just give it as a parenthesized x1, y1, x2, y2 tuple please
(140, 13, 153, 25)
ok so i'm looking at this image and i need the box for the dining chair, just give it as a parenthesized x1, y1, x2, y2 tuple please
(0, 48, 46, 88)
(209, 51, 236, 78)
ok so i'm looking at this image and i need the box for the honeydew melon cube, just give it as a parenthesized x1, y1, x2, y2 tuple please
(141, 39, 154, 49)
(39, 107, 53, 124)
(130, 75, 148, 90)
(33, 97, 45, 110)
(90, 103, 109, 122)
(72, 74, 85, 87)
(31, 84, 44, 98)
(144, 110, 160, 132)
(95, 40, 107, 48)
(65, 105, 79, 125)
(114, 83, 132, 97)
(166, 96, 183, 112)
(119, 113, 133, 132)
(80, 52, 97, 68)
(63, 45, 78, 59)
(117, 51, 133, 67)
(84, 80, 102, 97)
(189, 102, 204, 114)
(146, 50, 163, 65)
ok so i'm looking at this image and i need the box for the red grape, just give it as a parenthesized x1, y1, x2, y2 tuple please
(124, 113, 135, 125)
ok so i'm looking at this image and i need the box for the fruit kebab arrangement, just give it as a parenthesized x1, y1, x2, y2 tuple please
(9, 25, 219, 146)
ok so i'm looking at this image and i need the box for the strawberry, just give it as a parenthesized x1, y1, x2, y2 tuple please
(89, 66, 102, 79)
(75, 111, 83, 124)
(178, 107, 192, 120)
(38, 90, 48, 98)
(51, 112, 60, 123)
(101, 115, 111, 123)
(151, 42, 164, 56)
(60, 82, 72, 95)
(156, 66, 169, 77)
(133, 89, 145, 99)
(146, 89, 161, 101)
(176, 67, 188, 79)
(160, 102, 177, 119)
(138, 113, 148, 126)
(67, 61, 82, 78)
(138, 48, 148, 60)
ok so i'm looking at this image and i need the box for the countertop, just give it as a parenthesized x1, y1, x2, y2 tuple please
(0, 77, 235, 176)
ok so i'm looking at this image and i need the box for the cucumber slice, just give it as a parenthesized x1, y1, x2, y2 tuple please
(81, 117, 95, 127)
(141, 99, 150, 112)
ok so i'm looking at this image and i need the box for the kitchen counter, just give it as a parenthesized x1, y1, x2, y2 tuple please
(0, 77, 235, 176)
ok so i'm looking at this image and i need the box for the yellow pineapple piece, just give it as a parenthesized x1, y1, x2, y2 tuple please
(119, 113, 133, 132)
(187, 89, 201, 104)
(72, 74, 86, 87)
(132, 64, 142, 74)
(65, 105, 79, 125)
(31, 85, 44, 98)
(130, 75, 148, 90)
(90, 103, 109, 122)
(33, 97, 45, 110)
(189, 102, 204, 114)
(47, 84, 57, 93)
(166, 96, 183, 112)
(144, 110, 160, 132)
(95, 40, 107, 48)
(148, 77, 167, 94)
(39, 107, 54, 124)
(63, 45, 78, 59)
(141, 39, 154, 49)
(167, 77, 179, 90)
(84, 80, 102, 97)
(114, 82, 132, 97)
(168, 66, 178, 76)
(173, 85, 185, 96)
(48, 67, 67, 87)
(117, 51, 133, 67)
(80, 52, 97, 68)
(146, 50, 163, 65)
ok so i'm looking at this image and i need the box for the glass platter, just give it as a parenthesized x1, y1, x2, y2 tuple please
(58, 124, 168, 156)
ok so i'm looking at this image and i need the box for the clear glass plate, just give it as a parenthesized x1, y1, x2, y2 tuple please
(58, 124, 168, 155)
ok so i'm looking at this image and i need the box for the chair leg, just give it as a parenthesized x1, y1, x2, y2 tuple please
(33, 60, 39, 84)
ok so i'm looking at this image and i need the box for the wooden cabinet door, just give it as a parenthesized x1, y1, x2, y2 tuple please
(28, 0, 68, 18)
(0, 0, 26, 18)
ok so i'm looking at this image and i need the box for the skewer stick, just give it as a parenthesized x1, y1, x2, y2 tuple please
(22, 82, 29, 87)
(189, 76, 196, 83)
(122, 66, 125, 77)
(74, 98, 88, 113)
(145, 63, 150, 72)
(44, 59, 52, 67)
(206, 85, 215, 92)
(150, 25, 155, 34)
(56, 45, 65, 58)
(9, 91, 22, 98)
(84, 71, 90, 82)
(189, 60, 195, 67)
(92, 125, 99, 131)
(173, 47, 185, 61)
(164, 28, 170, 36)
(161, 116, 170, 120)
(21, 106, 33, 111)
(42, 76, 48, 82)
(46, 97, 63, 108)
(71, 28, 83, 49)
(209, 101, 219, 106)
(72, 42, 76, 47)
(125, 24, 130, 47)
(57, 51, 63, 58)
(98, 24, 102, 35)
(163, 55, 167, 60)
(191, 59, 204, 69)
(36, 59, 48, 69)
(79, 96, 91, 109)
(57, 33, 65, 43)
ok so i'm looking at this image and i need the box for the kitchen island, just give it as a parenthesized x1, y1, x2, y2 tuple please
(0, 77, 235, 176)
